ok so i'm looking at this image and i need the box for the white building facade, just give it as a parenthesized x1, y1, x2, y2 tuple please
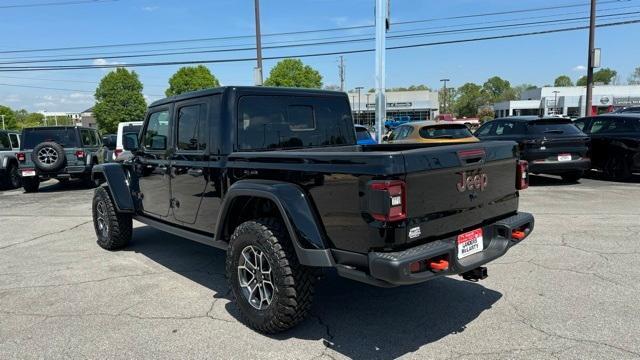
(347, 90, 439, 125)
(493, 85, 640, 118)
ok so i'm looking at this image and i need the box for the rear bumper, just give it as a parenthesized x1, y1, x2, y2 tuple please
(336, 212, 534, 287)
(19, 165, 92, 179)
(528, 159, 590, 174)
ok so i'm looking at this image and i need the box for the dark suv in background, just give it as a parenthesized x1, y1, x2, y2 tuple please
(475, 116, 590, 182)
(574, 114, 640, 180)
(17, 126, 103, 192)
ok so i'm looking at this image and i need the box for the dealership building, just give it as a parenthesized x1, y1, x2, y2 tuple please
(347, 90, 440, 125)
(492, 85, 640, 118)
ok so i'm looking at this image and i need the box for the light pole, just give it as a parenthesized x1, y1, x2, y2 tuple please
(440, 78, 450, 114)
(254, 0, 263, 86)
(357, 89, 362, 125)
(585, 0, 596, 116)
(374, 0, 389, 143)
(553, 90, 560, 115)
(365, 93, 371, 125)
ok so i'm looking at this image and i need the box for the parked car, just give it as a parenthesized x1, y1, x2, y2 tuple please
(383, 121, 479, 144)
(114, 121, 142, 160)
(573, 114, 640, 180)
(354, 124, 377, 145)
(436, 113, 481, 130)
(475, 116, 590, 182)
(0, 130, 22, 189)
(17, 126, 104, 192)
(92, 86, 533, 334)
(613, 106, 640, 114)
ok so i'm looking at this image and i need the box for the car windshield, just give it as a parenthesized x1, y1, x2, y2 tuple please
(528, 120, 583, 135)
(22, 128, 79, 149)
(121, 125, 141, 143)
(419, 125, 473, 139)
(355, 127, 373, 141)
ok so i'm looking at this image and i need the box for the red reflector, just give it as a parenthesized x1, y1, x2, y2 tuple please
(114, 149, 123, 158)
(409, 261, 422, 273)
(16, 152, 26, 161)
(457, 149, 485, 159)
(512, 230, 526, 240)
(75, 150, 85, 159)
(516, 160, 529, 190)
(428, 259, 449, 271)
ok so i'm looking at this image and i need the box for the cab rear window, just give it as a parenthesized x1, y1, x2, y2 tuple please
(22, 128, 79, 149)
(0, 133, 10, 150)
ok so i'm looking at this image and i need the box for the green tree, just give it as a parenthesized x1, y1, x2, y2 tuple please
(482, 76, 516, 102)
(439, 87, 457, 114)
(165, 65, 220, 97)
(264, 59, 323, 88)
(94, 68, 147, 134)
(513, 84, 537, 99)
(554, 75, 574, 87)
(453, 83, 488, 118)
(0, 105, 17, 130)
(14, 110, 44, 129)
(478, 107, 495, 123)
(628, 66, 640, 85)
(577, 68, 618, 86)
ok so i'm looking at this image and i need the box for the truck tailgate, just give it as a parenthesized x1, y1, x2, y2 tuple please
(399, 141, 519, 246)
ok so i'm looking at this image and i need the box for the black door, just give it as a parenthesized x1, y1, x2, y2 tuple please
(169, 99, 210, 225)
(137, 106, 173, 218)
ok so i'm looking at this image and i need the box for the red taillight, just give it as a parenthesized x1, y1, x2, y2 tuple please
(114, 149, 123, 158)
(75, 150, 85, 159)
(516, 160, 529, 190)
(16, 152, 25, 162)
(369, 180, 407, 222)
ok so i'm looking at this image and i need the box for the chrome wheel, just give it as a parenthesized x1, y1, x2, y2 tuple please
(37, 147, 58, 164)
(237, 245, 274, 310)
(95, 200, 109, 238)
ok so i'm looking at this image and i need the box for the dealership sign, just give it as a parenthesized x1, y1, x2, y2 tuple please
(613, 97, 640, 106)
(366, 101, 413, 109)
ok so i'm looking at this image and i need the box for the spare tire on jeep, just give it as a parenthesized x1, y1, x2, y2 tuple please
(32, 141, 66, 172)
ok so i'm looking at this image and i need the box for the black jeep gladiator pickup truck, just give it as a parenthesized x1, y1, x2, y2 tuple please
(91, 86, 534, 333)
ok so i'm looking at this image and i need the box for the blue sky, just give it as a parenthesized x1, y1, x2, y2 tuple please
(1, 0, 639, 112)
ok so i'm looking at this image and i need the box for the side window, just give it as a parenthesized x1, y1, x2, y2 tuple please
(476, 122, 494, 136)
(0, 133, 9, 150)
(495, 121, 516, 135)
(9, 133, 19, 149)
(590, 119, 611, 134)
(176, 104, 207, 151)
(80, 129, 93, 146)
(573, 119, 589, 132)
(143, 110, 170, 150)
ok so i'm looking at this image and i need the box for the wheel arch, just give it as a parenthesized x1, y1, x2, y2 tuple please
(216, 180, 334, 267)
(92, 163, 135, 213)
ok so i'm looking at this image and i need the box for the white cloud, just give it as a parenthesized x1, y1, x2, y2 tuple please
(572, 65, 587, 72)
(69, 92, 93, 99)
(142, 6, 158, 12)
(3, 94, 20, 103)
(92, 58, 124, 67)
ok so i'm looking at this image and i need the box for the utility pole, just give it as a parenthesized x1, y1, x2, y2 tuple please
(440, 78, 450, 114)
(355, 86, 364, 124)
(365, 93, 371, 126)
(253, 0, 263, 86)
(375, 0, 389, 143)
(338, 56, 345, 92)
(0, 115, 4, 130)
(585, 0, 597, 116)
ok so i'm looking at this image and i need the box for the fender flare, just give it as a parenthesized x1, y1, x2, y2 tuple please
(215, 180, 334, 267)
(92, 163, 135, 213)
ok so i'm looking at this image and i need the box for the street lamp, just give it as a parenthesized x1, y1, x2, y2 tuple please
(365, 93, 371, 125)
(253, 0, 263, 86)
(440, 78, 450, 114)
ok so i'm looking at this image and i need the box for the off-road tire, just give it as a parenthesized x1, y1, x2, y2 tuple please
(92, 186, 132, 250)
(1, 162, 21, 189)
(561, 171, 583, 183)
(604, 154, 631, 181)
(226, 218, 315, 334)
(32, 141, 66, 172)
(22, 177, 40, 193)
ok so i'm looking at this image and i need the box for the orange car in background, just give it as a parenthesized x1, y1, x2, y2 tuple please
(383, 121, 479, 144)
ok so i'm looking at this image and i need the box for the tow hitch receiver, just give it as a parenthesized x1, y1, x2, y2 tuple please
(461, 266, 488, 282)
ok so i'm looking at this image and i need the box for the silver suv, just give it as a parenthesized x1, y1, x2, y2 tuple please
(0, 130, 21, 189)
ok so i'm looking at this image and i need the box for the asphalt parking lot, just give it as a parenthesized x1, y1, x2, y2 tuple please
(1, 175, 639, 359)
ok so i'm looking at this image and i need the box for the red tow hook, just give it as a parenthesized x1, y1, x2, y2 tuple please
(512, 230, 527, 241)
(428, 259, 449, 271)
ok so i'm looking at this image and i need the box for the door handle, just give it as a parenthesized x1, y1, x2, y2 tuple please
(187, 168, 203, 177)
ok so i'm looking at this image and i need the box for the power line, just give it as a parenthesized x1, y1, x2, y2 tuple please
(0, 75, 166, 87)
(0, 82, 164, 97)
(0, 0, 118, 9)
(1, 18, 638, 72)
(2, 10, 638, 66)
(0, 0, 631, 55)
